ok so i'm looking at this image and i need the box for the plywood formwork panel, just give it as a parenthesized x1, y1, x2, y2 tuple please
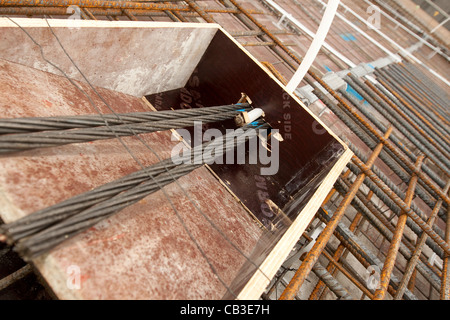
(147, 30, 350, 227)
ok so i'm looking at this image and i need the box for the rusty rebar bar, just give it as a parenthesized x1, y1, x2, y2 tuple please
(316, 208, 417, 299)
(388, 64, 450, 130)
(395, 180, 450, 300)
(342, 99, 449, 204)
(319, 86, 447, 221)
(374, 76, 450, 148)
(0, 6, 222, 18)
(0, 264, 33, 291)
(340, 172, 442, 275)
(390, 64, 449, 118)
(335, 177, 442, 290)
(345, 139, 447, 238)
(309, 190, 367, 300)
(371, 78, 450, 159)
(321, 244, 375, 300)
(319, 213, 368, 300)
(81, 7, 96, 19)
(184, 0, 214, 23)
(229, 29, 293, 37)
(397, 76, 450, 128)
(346, 74, 450, 172)
(352, 157, 450, 256)
(401, 63, 450, 119)
(279, 127, 393, 300)
(345, 164, 445, 266)
(341, 78, 448, 187)
(0, 0, 265, 14)
(310, 260, 353, 300)
(338, 87, 448, 202)
(240, 41, 296, 47)
(217, 0, 303, 77)
(364, 79, 450, 164)
(442, 204, 450, 300)
(375, 71, 450, 144)
(227, 0, 305, 68)
(373, 155, 424, 300)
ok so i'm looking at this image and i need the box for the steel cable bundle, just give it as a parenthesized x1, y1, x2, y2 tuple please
(0, 104, 250, 134)
(0, 121, 270, 260)
(0, 103, 251, 154)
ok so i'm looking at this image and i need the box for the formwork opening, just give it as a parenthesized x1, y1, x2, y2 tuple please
(146, 30, 347, 227)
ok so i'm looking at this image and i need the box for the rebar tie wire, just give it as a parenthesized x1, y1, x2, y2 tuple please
(0, 103, 251, 154)
(0, 120, 270, 260)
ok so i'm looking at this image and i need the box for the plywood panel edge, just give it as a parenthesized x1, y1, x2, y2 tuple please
(236, 147, 353, 300)
(0, 17, 221, 30)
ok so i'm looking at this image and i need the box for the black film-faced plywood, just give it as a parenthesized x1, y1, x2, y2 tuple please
(147, 31, 345, 229)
